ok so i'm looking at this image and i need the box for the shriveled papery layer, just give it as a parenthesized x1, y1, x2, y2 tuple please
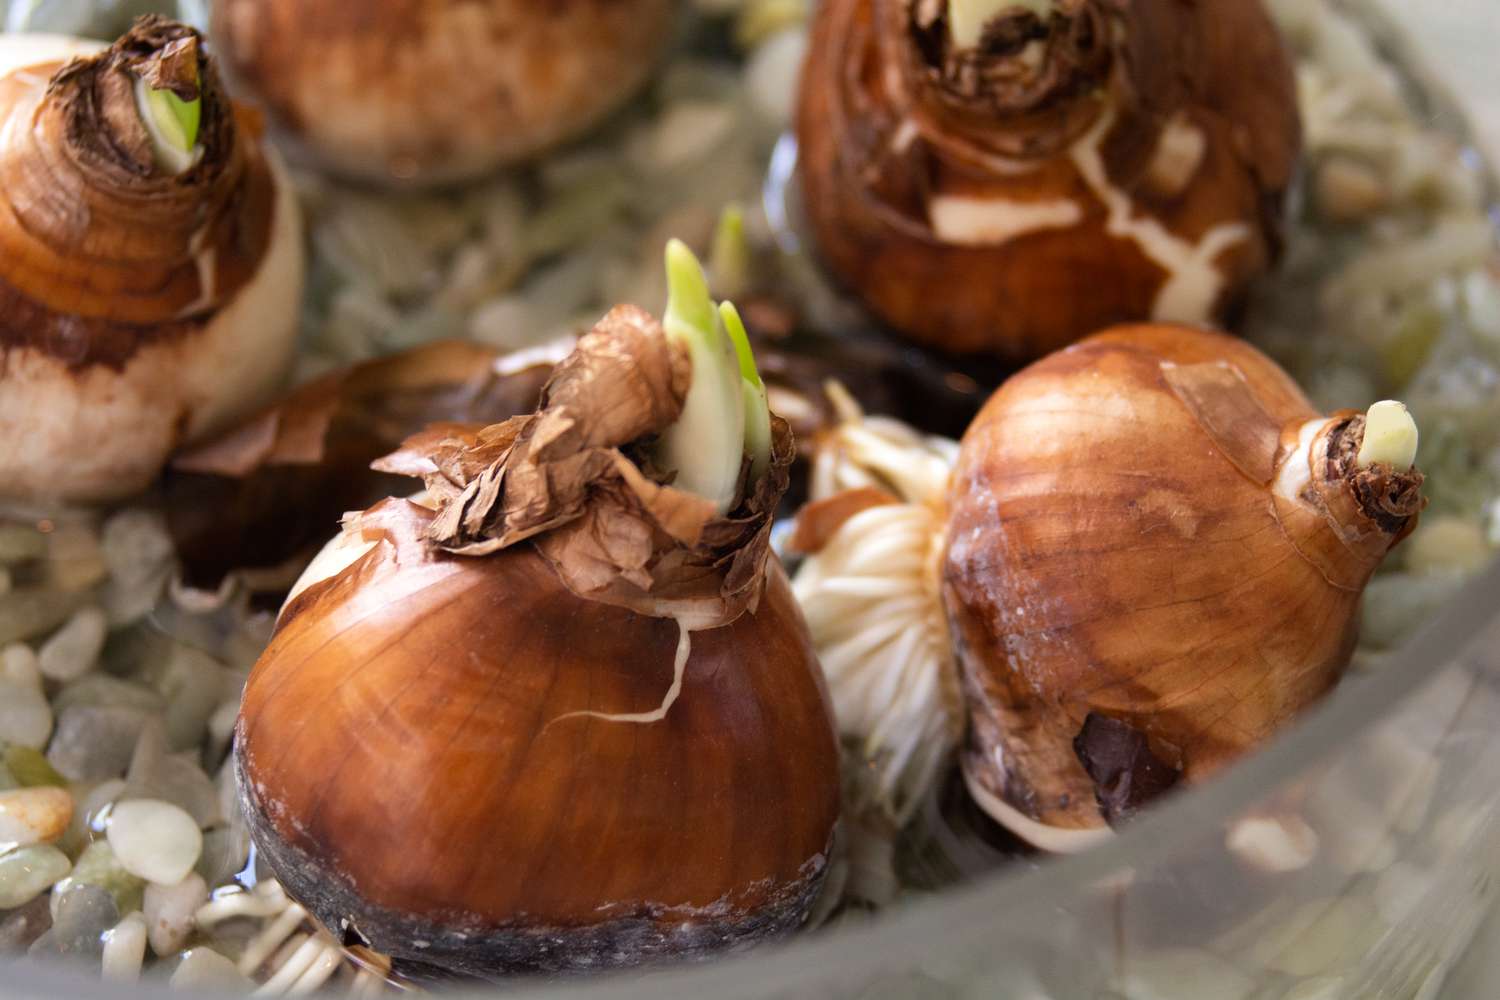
(0, 18, 276, 337)
(796, 0, 1301, 359)
(0, 145, 302, 505)
(377, 305, 795, 630)
(944, 326, 1422, 831)
(166, 341, 556, 588)
(238, 498, 839, 979)
(210, 0, 676, 186)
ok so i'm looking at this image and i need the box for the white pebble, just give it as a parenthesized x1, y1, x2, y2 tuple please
(106, 799, 203, 887)
(1405, 516, 1491, 576)
(0, 844, 71, 908)
(145, 872, 209, 957)
(0, 677, 53, 749)
(38, 606, 108, 682)
(745, 29, 807, 128)
(100, 509, 175, 584)
(0, 787, 74, 847)
(170, 947, 254, 992)
(1225, 813, 1319, 873)
(101, 912, 149, 983)
(0, 643, 41, 689)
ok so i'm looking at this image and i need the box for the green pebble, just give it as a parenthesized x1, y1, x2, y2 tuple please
(4, 745, 66, 788)
(51, 840, 145, 919)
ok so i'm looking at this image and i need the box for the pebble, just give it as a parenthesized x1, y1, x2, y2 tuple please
(158, 645, 227, 752)
(1112, 948, 1256, 1000)
(0, 586, 86, 646)
(47, 704, 152, 782)
(126, 722, 223, 827)
(0, 844, 72, 909)
(37, 606, 108, 682)
(3, 746, 64, 788)
(744, 28, 807, 127)
(144, 873, 209, 956)
(0, 787, 74, 848)
(100, 510, 175, 584)
(0, 523, 46, 565)
(171, 947, 254, 992)
(42, 520, 107, 593)
(107, 799, 204, 887)
(52, 840, 145, 920)
(101, 911, 149, 982)
(31, 883, 118, 960)
(0, 643, 41, 688)
(0, 892, 53, 953)
(0, 678, 53, 750)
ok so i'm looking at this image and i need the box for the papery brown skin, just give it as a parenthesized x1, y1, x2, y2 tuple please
(943, 325, 1423, 832)
(165, 340, 555, 591)
(0, 18, 303, 505)
(796, 0, 1301, 361)
(210, 0, 675, 187)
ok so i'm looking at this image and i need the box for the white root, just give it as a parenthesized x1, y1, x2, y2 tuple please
(792, 389, 963, 825)
(549, 621, 693, 726)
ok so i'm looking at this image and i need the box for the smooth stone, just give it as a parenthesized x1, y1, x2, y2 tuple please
(0, 643, 40, 689)
(2, 746, 64, 788)
(125, 722, 222, 827)
(30, 883, 118, 960)
(107, 799, 203, 887)
(144, 872, 208, 956)
(0, 844, 71, 908)
(0, 787, 73, 848)
(0, 678, 53, 750)
(0, 891, 52, 953)
(0, 524, 46, 566)
(101, 911, 149, 982)
(170, 947, 254, 992)
(0, 587, 86, 646)
(37, 606, 108, 682)
(51, 840, 144, 920)
(47, 705, 152, 782)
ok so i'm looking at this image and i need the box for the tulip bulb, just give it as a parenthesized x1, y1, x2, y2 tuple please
(209, 0, 676, 187)
(0, 17, 303, 506)
(236, 250, 838, 979)
(795, 0, 1302, 360)
(944, 325, 1426, 838)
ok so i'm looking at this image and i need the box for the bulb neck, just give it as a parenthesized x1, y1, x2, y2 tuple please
(1324, 414, 1426, 536)
(0, 17, 273, 326)
(894, 0, 1112, 159)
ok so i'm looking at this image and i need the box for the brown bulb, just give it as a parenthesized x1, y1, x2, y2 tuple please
(0, 17, 303, 505)
(236, 303, 841, 979)
(209, 0, 676, 187)
(942, 325, 1424, 841)
(795, 0, 1301, 361)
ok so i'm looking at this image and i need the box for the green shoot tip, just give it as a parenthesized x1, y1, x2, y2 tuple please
(719, 301, 763, 390)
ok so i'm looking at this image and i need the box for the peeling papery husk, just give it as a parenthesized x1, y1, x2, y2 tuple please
(0, 16, 274, 341)
(165, 340, 554, 589)
(796, 0, 1302, 359)
(377, 305, 795, 630)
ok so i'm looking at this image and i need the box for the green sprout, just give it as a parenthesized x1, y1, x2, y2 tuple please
(721, 300, 773, 486)
(144, 87, 201, 154)
(709, 202, 751, 301)
(655, 240, 774, 512)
